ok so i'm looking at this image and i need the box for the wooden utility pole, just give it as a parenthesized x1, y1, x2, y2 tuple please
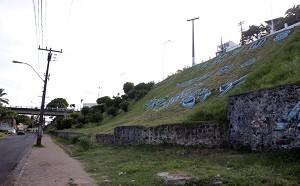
(187, 17, 199, 66)
(36, 46, 62, 146)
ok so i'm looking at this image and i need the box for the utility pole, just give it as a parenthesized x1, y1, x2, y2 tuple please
(238, 21, 244, 33)
(187, 17, 199, 66)
(36, 46, 62, 146)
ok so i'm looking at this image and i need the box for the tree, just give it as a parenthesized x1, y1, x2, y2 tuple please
(89, 111, 103, 124)
(96, 96, 112, 106)
(0, 88, 9, 106)
(81, 106, 90, 116)
(15, 115, 33, 126)
(47, 98, 69, 108)
(0, 107, 16, 120)
(123, 82, 134, 95)
(285, 4, 300, 26)
(240, 24, 268, 45)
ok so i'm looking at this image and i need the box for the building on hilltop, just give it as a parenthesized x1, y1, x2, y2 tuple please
(83, 103, 97, 108)
(216, 40, 239, 56)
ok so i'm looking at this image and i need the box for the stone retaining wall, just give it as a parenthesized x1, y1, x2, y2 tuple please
(96, 123, 226, 148)
(228, 82, 300, 150)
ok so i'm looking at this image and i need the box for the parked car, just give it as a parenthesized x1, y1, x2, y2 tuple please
(7, 129, 16, 134)
(17, 129, 25, 135)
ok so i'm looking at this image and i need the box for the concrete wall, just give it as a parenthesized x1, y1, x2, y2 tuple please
(96, 123, 226, 148)
(228, 83, 300, 151)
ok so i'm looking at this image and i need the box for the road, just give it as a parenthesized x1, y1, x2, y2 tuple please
(0, 132, 36, 184)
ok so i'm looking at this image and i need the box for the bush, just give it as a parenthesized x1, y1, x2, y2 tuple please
(78, 136, 95, 150)
(120, 101, 130, 112)
(89, 111, 103, 124)
(69, 112, 80, 120)
(74, 123, 85, 128)
(60, 117, 77, 129)
(106, 106, 118, 117)
(69, 135, 80, 144)
(77, 115, 89, 124)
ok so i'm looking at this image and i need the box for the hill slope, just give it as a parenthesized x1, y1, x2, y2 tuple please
(71, 26, 300, 134)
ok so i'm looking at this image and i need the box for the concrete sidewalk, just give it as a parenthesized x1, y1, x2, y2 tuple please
(8, 134, 98, 186)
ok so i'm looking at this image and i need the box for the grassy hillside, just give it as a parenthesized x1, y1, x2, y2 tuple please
(69, 27, 300, 134)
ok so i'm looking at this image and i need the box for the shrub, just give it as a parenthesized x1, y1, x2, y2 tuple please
(74, 123, 85, 128)
(120, 101, 130, 112)
(77, 115, 89, 124)
(106, 106, 118, 117)
(60, 117, 76, 129)
(89, 111, 103, 124)
(78, 136, 95, 150)
(69, 135, 80, 144)
(69, 112, 80, 120)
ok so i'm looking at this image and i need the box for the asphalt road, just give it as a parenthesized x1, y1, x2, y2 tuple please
(0, 132, 36, 184)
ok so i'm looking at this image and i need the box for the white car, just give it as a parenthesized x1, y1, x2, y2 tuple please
(7, 129, 16, 134)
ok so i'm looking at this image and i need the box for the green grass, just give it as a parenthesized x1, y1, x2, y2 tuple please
(54, 135, 300, 185)
(0, 131, 6, 138)
(62, 27, 300, 135)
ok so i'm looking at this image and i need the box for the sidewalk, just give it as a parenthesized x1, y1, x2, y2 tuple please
(10, 134, 98, 186)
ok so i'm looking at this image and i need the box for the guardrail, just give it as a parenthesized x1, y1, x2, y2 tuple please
(5, 106, 74, 113)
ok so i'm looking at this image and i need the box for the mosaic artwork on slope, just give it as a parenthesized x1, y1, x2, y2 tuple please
(217, 64, 234, 75)
(240, 57, 257, 68)
(219, 75, 247, 96)
(191, 61, 209, 74)
(274, 30, 291, 42)
(230, 47, 243, 58)
(145, 87, 212, 110)
(274, 101, 300, 131)
(249, 37, 267, 50)
(175, 72, 211, 89)
(214, 52, 229, 64)
(146, 78, 212, 110)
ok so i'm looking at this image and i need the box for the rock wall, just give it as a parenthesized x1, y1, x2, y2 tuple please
(228, 82, 300, 151)
(96, 123, 226, 148)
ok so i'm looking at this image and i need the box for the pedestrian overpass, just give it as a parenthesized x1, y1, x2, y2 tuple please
(6, 106, 74, 116)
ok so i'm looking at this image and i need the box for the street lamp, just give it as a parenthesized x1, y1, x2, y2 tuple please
(12, 61, 44, 82)
(97, 86, 101, 99)
(163, 40, 171, 81)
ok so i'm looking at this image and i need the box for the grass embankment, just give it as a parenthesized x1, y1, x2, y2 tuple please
(54, 135, 300, 185)
(65, 27, 300, 135)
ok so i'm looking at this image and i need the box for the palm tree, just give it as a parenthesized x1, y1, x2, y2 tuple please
(0, 88, 9, 105)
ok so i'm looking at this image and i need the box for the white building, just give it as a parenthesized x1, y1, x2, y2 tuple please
(216, 40, 239, 56)
(82, 103, 97, 108)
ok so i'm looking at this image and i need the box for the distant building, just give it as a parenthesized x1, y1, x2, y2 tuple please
(216, 40, 239, 56)
(82, 103, 97, 108)
(0, 118, 17, 133)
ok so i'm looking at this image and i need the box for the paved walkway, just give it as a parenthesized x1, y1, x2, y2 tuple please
(7, 134, 98, 186)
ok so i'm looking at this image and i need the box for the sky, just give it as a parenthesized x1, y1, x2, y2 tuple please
(0, 0, 299, 110)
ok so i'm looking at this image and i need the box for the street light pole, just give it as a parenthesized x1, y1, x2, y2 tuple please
(97, 86, 100, 99)
(187, 17, 199, 66)
(12, 61, 44, 82)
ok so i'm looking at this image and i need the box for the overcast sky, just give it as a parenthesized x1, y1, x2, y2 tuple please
(0, 0, 298, 110)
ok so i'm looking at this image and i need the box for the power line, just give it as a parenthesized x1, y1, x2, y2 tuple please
(40, 0, 44, 48)
(32, 0, 41, 70)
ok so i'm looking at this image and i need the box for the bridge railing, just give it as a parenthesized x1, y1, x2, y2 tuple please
(6, 106, 74, 113)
